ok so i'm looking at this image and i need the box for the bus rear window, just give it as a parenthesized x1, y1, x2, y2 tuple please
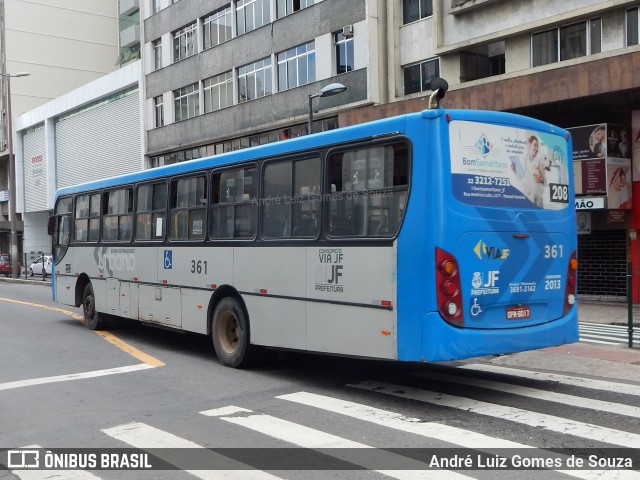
(327, 142, 409, 237)
(449, 120, 570, 210)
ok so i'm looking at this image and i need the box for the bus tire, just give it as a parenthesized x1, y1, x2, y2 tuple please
(211, 297, 256, 368)
(82, 283, 108, 330)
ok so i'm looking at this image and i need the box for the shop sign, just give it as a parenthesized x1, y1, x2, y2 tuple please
(575, 197, 605, 210)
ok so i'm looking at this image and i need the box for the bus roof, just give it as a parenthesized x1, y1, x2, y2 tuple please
(54, 108, 568, 198)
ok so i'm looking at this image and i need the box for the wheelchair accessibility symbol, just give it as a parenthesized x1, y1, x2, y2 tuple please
(164, 250, 173, 269)
(470, 298, 482, 317)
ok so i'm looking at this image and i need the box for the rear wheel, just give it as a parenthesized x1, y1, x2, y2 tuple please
(211, 297, 257, 368)
(28, 268, 34, 277)
(82, 283, 108, 330)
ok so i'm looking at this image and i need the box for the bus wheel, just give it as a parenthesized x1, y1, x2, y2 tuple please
(82, 283, 108, 330)
(212, 297, 255, 368)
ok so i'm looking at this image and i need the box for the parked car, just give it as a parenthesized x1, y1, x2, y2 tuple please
(0, 253, 21, 277)
(28, 255, 53, 277)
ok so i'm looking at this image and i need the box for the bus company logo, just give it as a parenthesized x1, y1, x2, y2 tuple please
(94, 247, 136, 275)
(475, 134, 492, 157)
(473, 240, 509, 260)
(470, 271, 500, 295)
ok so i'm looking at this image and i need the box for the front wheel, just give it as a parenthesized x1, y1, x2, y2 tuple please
(211, 297, 257, 368)
(82, 283, 108, 330)
(28, 268, 34, 277)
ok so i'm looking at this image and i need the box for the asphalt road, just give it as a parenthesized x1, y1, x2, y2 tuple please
(1, 282, 639, 479)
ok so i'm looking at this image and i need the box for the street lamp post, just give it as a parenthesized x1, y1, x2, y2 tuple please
(3, 71, 29, 278)
(307, 83, 347, 135)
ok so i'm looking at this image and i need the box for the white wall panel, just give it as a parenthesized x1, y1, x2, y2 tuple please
(55, 90, 142, 188)
(22, 124, 47, 212)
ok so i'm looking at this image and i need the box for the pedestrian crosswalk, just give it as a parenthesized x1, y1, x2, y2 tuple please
(579, 322, 640, 345)
(7, 363, 640, 480)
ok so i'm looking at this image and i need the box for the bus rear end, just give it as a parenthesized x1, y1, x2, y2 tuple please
(403, 109, 578, 362)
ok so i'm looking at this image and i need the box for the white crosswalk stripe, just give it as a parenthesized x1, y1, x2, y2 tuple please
(407, 369, 640, 418)
(460, 363, 640, 397)
(349, 380, 640, 448)
(579, 322, 639, 345)
(277, 391, 639, 480)
(6, 445, 101, 480)
(102, 422, 281, 480)
(202, 406, 467, 480)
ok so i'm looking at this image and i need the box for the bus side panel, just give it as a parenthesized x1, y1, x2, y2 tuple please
(307, 304, 396, 359)
(235, 247, 307, 349)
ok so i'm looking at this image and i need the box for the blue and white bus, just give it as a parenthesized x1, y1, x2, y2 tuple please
(49, 97, 578, 367)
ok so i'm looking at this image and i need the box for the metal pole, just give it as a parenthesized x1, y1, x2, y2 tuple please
(6, 74, 18, 278)
(307, 94, 314, 135)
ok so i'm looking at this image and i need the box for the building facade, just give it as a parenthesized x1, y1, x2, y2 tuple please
(0, 0, 122, 261)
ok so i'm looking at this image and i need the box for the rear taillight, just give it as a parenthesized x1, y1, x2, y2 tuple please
(564, 251, 578, 315)
(436, 248, 464, 326)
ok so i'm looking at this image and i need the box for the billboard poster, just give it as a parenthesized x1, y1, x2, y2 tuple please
(449, 120, 569, 210)
(567, 124, 630, 161)
(606, 157, 632, 209)
(581, 158, 606, 195)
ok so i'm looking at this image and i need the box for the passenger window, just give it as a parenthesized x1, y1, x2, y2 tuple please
(327, 143, 409, 237)
(75, 193, 100, 242)
(262, 157, 320, 239)
(136, 182, 167, 241)
(170, 176, 207, 240)
(102, 188, 133, 242)
(212, 167, 257, 239)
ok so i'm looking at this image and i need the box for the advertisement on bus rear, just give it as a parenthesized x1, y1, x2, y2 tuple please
(449, 120, 570, 210)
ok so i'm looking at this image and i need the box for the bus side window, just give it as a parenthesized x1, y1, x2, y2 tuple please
(212, 167, 257, 239)
(170, 176, 207, 241)
(136, 182, 167, 241)
(103, 188, 133, 242)
(328, 142, 409, 238)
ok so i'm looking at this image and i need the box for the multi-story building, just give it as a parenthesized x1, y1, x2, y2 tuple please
(1, 0, 145, 269)
(141, 0, 639, 298)
(0, 0, 122, 261)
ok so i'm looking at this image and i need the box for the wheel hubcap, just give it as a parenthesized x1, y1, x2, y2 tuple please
(218, 311, 239, 354)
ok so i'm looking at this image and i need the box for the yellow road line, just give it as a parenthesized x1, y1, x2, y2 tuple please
(0, 297, 165, 367)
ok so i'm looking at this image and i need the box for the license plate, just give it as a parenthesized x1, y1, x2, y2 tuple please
(506, 305, 531, 320)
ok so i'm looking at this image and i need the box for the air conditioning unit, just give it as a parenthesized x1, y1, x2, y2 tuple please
(342, 25, 354, 38)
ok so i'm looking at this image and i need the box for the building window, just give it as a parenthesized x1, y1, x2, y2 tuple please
(236, 0, 270, 36)
(403, 0, 432, 25)
(152, 38, 162, 70)
(174, 83, 199, 121)
(335, 31, 354, 74)
(204, 71, 233, 113)
(627, 7, 639, 46)
(203, 6, 232, 50)
(277, 41, 315, 91)
(238, 57, 272, 102)
(173, 22, 197, 62)
(154, 95, 164, 127)
(277, 0, 313, 18)
(403, 58, 439, 95)
(532, 18, 601, 67)
(152, 0, 161, 14)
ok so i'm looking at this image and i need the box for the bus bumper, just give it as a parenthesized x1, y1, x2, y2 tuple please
(406, 308, 579, 362)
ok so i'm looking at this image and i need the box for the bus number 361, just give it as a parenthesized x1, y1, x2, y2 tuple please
(191, 260, 208, 274)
